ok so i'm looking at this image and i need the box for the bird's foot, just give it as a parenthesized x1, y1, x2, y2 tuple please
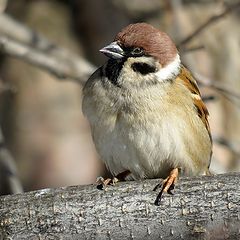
(96, 170, 131, 190)
(153, 168, 179, 206)
(96, 176, 119, 190)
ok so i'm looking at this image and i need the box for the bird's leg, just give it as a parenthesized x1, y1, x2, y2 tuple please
(153, 168, 179, 206)
(96, 170, 131, 190)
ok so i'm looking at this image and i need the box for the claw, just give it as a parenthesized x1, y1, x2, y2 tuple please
(153, 182, 161, 192)
(154, 188, 164, 206)
(96, 170, 131, 190)
(154, 168, 179, 206)
(96, 177, 112, 190)
(167, 184, 175, 195)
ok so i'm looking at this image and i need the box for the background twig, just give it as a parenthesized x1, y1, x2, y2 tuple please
(178, 2, 240, 48)
(0, 127, 23, 195)
(0, 13, 95, 85)
(194, 72, 240, 107)
(0, 35, 94, 84)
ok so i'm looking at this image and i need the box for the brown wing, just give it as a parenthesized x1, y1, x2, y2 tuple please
(177, 65, 212, 142)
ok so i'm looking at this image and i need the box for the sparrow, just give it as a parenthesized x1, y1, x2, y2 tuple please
(82, 23, 212, 205)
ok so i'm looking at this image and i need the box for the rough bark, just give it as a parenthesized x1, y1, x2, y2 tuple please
(0, 173, 240, 240)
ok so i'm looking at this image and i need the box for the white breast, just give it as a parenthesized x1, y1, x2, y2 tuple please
(83, 78, 211, 180)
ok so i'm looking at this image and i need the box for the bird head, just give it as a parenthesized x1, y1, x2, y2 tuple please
(100, 23, 181, 87)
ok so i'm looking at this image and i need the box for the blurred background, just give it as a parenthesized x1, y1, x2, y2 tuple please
(0, 0, 239, 195)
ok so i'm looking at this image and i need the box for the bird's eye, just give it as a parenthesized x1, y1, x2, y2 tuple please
(132, 47, 143, 55)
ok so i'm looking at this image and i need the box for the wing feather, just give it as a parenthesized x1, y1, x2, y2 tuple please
(177, 66, 212, 142)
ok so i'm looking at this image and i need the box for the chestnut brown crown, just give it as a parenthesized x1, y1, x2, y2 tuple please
(115, 23, 178, 67)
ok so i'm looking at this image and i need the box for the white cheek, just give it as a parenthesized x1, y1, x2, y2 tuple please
(118, 54, 181, 86)
(155, 54, 181, 81)
(119, 56, 156, 82)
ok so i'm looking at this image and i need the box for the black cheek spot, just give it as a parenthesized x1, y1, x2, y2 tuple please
(131, 62, 156, 75)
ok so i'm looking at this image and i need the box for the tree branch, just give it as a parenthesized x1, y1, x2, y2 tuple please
(0, 173, 240, 239)
(0, 13, 50, 50)
(194, 72, 240, 107)
(0, 13, 95, 85)
(0, 13, 90, 62)
(0, 127, 23, 195)
(0, 35, 94, 84)
(178, 2, 240, 48)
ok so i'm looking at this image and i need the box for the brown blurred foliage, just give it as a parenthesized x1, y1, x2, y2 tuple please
(0, 0, 240, 194)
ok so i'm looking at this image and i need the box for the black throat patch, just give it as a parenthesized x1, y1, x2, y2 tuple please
(105, 59, 125, 86)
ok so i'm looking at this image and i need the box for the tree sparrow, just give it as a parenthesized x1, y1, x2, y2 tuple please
(82, 23, 212, 205)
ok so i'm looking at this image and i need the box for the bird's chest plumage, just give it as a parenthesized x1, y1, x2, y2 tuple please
(90, 93, 172, 179)
(83, 78, 210, 180)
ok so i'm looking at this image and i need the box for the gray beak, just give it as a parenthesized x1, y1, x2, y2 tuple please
(99, 41, 125, 59)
